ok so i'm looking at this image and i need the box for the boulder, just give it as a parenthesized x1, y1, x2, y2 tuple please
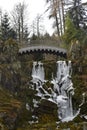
(34, 99, 57, 115)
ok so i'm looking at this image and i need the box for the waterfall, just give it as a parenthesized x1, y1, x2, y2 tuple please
(31, 61, 75, 122)
(54, 61, 74, 121)
(32, 61, 45, 82)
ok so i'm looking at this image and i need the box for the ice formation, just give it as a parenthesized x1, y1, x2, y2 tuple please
(31, 61, 75, 121)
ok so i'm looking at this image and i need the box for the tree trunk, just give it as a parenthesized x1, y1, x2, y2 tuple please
(61, 0, 65, 33)
(18, 18, 21, 43)
(58, 1, 62, 35)
(55, 14, 60, 36)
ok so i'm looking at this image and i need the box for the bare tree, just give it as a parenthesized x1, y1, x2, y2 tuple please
(11, 2, 29, 43)
(31, 14, 44, 38)
(0, 9, 2, 26)
(46, 0, 66, 36)
(36, 14, 44, 37)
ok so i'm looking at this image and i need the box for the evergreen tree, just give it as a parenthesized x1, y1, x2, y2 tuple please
(9, 28, 17, 40)
(24, 26, 29, 43)
(69, 0, 87, 29)
(63, 14, 78, 44)
(1, 13, 10, 41)
(1, 13, 17, 41)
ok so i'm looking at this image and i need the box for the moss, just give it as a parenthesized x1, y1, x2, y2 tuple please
(43, 61, 56, 80)
(42, 81, 53, 94)
(20, 61, 33, 79)
(80, 102, 87, 115)
(0, 86, 22, 130)
(73, 116, 83, 123)
(72, 73, 86, 109)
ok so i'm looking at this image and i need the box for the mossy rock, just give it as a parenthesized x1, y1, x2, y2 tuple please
(80, 102, 87, 115)
(42, 81, 54, 94)
(38, 113, 58, 123)
(73, 115, 83, 123)
(0, 86, 22, 130)
(34, 99, 58, 121)
(43, 61, 56, 80)
(43, 81, 53, 88)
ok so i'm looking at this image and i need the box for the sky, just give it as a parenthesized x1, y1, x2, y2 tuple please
(0, 0, 54, 35)
(0, 0, 86, 36)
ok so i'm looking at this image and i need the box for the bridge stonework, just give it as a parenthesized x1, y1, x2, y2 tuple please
(19, 39, 67, 58)
(19, 45, 67, 58)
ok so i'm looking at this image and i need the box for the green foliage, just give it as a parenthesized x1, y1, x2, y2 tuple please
(3, 38, 18, 62)
(63, 15, 79, 44)
(31, 34, 38, 40)
(0, 86, 22, 130)
(80, 102, 87, 115)
(69, 0, 87, 30)
(63, 0, 87, 56)
(1, 13, 16, 41)
(1, 13, 10, 41)
(0, 38, 20, 93)
(44, 61, 56, 80)
(63, 13, 87, 60)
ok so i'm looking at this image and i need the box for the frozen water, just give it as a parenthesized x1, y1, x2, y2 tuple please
(31, 61, 76, 122)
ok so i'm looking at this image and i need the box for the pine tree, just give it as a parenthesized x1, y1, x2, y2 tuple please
(24, 26, 29, 43)
(69, 0, 87, 29)
(63, 14, 78, 44)
(1, 13, 10, 41)
(1, 13, 17, 41)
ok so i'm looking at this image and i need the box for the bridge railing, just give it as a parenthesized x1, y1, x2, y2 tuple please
(19, 39, 61, 49)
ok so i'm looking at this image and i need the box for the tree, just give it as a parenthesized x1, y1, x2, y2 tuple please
(31, 14, 44, 38)
(0, 38, 20, 92)
(1, 13, 10, 41)
(11, 2, 29, 44)
(3, 38, 18, 63)
(23, 26, 30, 43)
(1, 13, 16, 41)
(68, 0, 87, 29)
(46, 0, 66, 36)
(46, 0, 59, 36)
(63, 14, 78, 44)
(63, 13, 87, 61)
(63, 0, 87, 45)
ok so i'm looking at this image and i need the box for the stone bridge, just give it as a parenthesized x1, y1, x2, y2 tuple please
(19, 39, 67, 58)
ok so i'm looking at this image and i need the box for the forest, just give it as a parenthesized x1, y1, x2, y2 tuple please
(0, 0, 87, 130)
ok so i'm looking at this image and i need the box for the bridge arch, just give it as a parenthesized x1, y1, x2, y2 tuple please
(19, 45, 67, 58)
(19, 39, 67, 58)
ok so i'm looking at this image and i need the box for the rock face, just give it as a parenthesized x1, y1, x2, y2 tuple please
(3, 112, 18, 130)
(34, 99, 58, 122)
(37, 99, 57, 114)
(0, 87, 22, 130)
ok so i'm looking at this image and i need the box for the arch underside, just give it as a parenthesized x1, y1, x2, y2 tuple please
(19, 46, 67, 58)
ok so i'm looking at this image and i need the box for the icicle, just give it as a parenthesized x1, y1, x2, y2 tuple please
(31, 61, 75, 122)
(32, 61, 45, 82)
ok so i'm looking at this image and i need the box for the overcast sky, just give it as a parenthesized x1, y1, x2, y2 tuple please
(0, 0, 54, 35)
(0, 0, 86, 35)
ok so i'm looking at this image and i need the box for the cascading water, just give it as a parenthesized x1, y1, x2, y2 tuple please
(31, 61, 75, 122)
(53, 61, 74, 121)
(32, 61, 45, 82)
